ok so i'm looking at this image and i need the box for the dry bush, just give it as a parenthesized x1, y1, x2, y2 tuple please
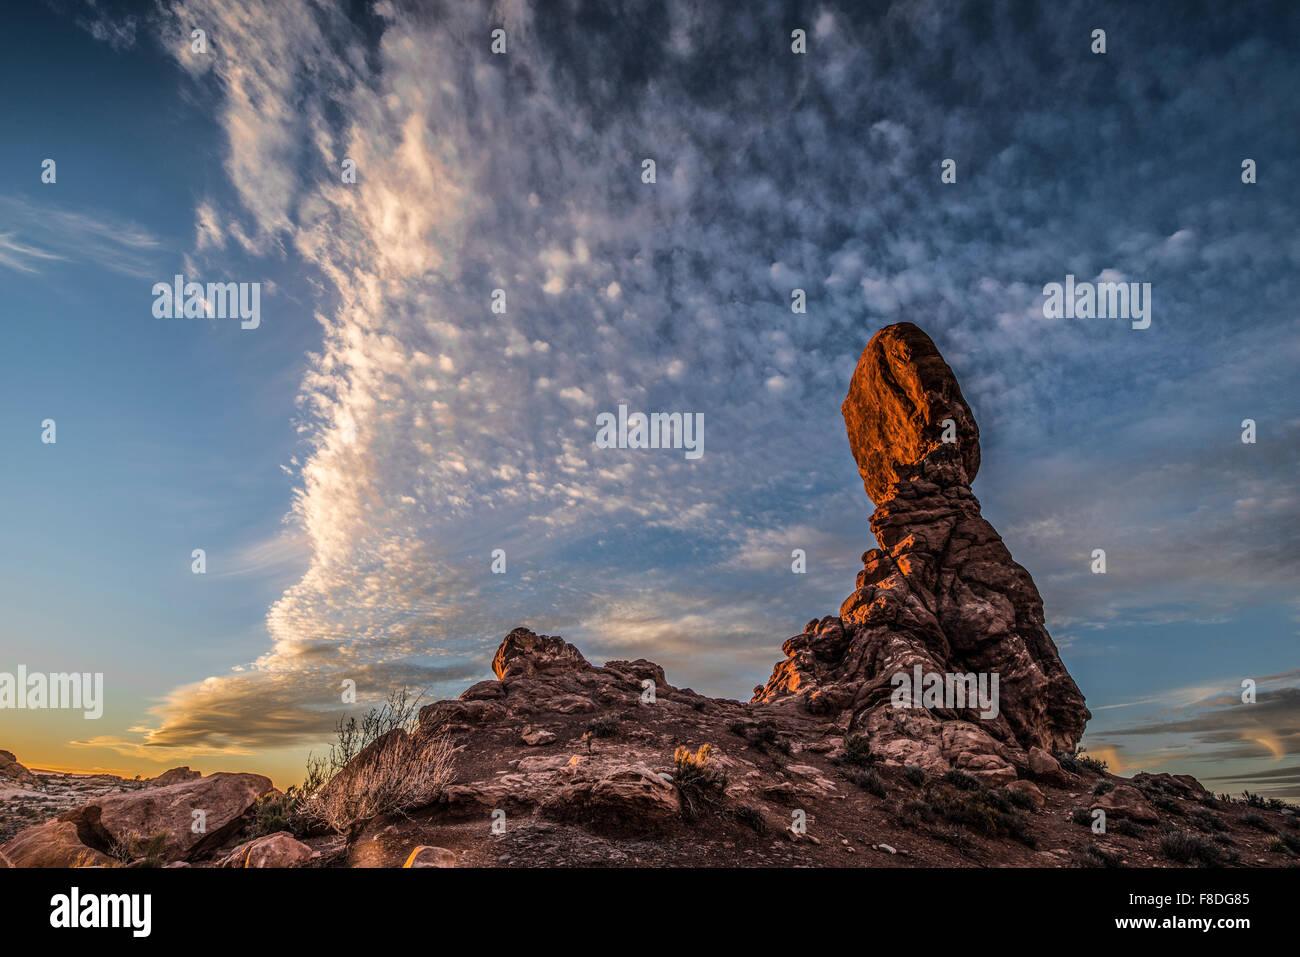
(297, 688, 456, 835)
(302, 729, 455, 835)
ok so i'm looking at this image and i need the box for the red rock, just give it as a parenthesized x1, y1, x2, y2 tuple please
(219, 831, 314, 868)
(492, 627, 589, 680)
(57, 772, 273, 861)
(755, 323, 1089, 778)
(0, 820, 111, 868)
(148, 766, 202, 788)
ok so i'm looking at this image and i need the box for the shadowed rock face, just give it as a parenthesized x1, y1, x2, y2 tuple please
(754, 322, 1089, 782)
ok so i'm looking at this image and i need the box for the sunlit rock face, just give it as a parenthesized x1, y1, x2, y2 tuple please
(754, 323, 1089, 782)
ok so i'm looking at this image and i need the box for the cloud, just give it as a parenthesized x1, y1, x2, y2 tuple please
(0, 196, 162, 278)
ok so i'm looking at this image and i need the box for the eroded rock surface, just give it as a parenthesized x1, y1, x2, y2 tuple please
(754, 322, 1089, 783)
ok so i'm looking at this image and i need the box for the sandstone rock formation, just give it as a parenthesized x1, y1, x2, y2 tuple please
(218, 831, 315, 868)
(148, 766, 202, 788)
(11, 323, 1275, 870)
(1, 770, 272, 866)
(0, 750, 39, 789)
(754, 322, 1089, 784)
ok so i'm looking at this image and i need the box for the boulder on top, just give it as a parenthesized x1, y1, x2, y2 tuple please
(841, 321, 980, 505)
(492, 627, 590, 680)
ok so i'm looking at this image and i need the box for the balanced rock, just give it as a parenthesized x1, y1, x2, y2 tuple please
(755, 322, 1089, 783)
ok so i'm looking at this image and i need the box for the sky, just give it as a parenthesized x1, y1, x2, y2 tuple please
(0, 0, 1297, 795)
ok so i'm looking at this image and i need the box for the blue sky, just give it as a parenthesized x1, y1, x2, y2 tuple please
(1, 0, 1297, 793)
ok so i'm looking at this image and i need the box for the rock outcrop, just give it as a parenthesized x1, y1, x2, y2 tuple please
(0, 750, 39, 789)
(1, 770, 272, 866)
(13, 323, 1277, 870)
(754, 322, 1090, 784)
(148, 766, 203, 788)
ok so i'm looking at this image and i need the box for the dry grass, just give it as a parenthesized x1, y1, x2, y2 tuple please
(296, 688, 456, 835)
(302, 728, 455, 835)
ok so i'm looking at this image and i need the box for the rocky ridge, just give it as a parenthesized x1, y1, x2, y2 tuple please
(3, 323, 1294, 868)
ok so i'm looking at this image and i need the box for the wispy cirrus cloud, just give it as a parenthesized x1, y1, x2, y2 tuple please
(0, 195, 162, 278)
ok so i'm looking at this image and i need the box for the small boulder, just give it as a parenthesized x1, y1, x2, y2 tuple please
(1028, 747, 1065, 782)
(521, 726, 557, 746)
(219, 831, 314, 868)
(1091, 785, 1160, 824)
(404, 845, 457, 868)
(1006, 779, 1045, 810)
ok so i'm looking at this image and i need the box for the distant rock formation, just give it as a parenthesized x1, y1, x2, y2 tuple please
(148, 766, 203, 788)
(754, 322, 1090, 783)
(0, 750, 39, 789)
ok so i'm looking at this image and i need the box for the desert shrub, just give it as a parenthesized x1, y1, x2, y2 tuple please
(898, 798, 937, 828)
(726, 718, 748, 736)
(730, 804, 768, 834)
(1073, 846, 1123, 868)
(1149, 792, 1183, 816)
(1111, 818, 1145, 837)
(673, 744, 727, 819)
(1055, 751, 1080, 774)
(1093, 780, 1115, 796)
(931, 788, 1036, 847)
(299, 688, 455, 835)
(1072, 748, 1107, 774)
(836, 733, 875, 767)
(1200, 794, 1222, 810)
(982, 789, 1014, 813)
(1071, 807, 1095, 827)
(743, 721, 789, 754)
(904, 764, 926, 786)
(585, 714, 621, 738)
(109, 831, 169, 868)
(1160, 829, 1223, 866)
(1242, 812, 1276, 833)
(1189, 808, 1227, 833)
(1243, 791, 1268, 809)
(844, 766, 887, 797)
(942, 769, 981, 791)
(1273, 831, 1300, 854)
(250, 786, 315, 839)
(1002, 787, 1038, 811)
(934, 827, 973, 851)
